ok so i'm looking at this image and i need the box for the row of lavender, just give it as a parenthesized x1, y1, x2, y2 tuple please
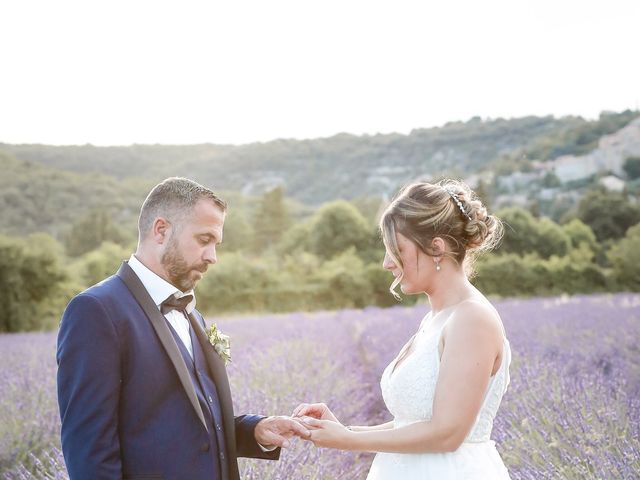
(1, 294, 639, 479)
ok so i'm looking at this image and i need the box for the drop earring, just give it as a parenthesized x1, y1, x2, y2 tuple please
(435, 260, 441, 272)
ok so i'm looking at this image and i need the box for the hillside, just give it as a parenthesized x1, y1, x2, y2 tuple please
(0, 151, 150, 236)
(1, 111, 638, 237)
(2, 115, 614, 204)
(493, 116, 640, 217)
(0, 151, 305, 238)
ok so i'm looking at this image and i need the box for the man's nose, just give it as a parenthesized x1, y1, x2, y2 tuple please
(203, 246, 217, 265)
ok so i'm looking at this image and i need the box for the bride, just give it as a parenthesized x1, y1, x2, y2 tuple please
(294, 179, 511, 479)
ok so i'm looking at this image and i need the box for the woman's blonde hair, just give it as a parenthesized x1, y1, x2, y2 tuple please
(380, 179, 503, 297)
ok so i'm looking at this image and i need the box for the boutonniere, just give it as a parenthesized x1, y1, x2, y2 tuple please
(205, 324, 231, 366)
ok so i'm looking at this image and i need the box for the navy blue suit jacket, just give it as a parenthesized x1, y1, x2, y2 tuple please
(57, 262, 279, 480)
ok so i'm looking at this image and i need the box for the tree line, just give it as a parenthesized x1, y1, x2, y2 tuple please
(2, 185, 640, 332)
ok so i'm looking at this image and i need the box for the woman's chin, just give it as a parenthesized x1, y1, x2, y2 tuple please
(399, 283, 422, 296)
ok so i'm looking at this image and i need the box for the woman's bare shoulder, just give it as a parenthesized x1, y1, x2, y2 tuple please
(444, 298, 504, 344)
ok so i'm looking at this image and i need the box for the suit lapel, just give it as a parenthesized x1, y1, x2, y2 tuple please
(116, 262, 208, 432)
(188, 312, 238, 461)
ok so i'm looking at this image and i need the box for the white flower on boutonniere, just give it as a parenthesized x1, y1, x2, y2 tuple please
(205, 324, 231, 366)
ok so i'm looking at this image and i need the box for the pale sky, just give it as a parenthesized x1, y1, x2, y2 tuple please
(0, 0, 638, 146)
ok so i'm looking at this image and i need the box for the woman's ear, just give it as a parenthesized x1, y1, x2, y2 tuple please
(431, 237, 446, 257)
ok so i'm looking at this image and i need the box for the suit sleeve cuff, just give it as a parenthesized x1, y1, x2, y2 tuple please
(258, 442, 278, 452)
(235, 414, 281, 460)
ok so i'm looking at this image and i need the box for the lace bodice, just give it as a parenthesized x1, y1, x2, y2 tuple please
(380, 310, 511, 443)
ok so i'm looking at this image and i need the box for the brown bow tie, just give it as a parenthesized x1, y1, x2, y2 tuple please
(160, 294, 194, 315)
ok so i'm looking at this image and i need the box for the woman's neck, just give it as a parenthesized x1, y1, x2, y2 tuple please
(427, 273, 477, 314)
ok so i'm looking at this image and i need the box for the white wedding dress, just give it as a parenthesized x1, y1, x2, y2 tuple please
(367, 309, 511, 479)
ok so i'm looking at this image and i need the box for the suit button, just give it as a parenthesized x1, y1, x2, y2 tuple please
(208, 395, 213, 404)
(220, 452, 225, 460)
(201, 442, 210, 452)
(216, 423, 222, 431)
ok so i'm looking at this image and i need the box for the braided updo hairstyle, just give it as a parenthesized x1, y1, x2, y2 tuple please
(380, 179, 503, 296)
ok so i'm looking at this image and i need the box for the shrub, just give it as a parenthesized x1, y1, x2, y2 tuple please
(71, 241, 131, 287)
(608, 223, 640, 290)
(311, 249, 373, 309)
(0, 234, 68, 332)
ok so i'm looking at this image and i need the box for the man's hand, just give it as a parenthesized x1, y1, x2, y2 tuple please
(292, 403, 340, 424)
(254, 416, 311, 448)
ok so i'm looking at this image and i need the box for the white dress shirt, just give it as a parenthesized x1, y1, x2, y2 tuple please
(128, 254, 195, 358)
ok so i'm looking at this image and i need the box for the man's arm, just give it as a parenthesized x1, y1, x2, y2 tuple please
(235, 415, 311, 459)
(57, 294, 122, 479)
(234, 414, 281, 460)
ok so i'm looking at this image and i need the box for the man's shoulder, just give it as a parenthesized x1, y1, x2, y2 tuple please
(62, 273, 137, 326)
(68, 274, 133, 313)
(81, 273, 126, 298)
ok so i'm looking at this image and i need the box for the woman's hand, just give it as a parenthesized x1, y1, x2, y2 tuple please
(292, 402, 341, 424)
(300, 417, 356, 450)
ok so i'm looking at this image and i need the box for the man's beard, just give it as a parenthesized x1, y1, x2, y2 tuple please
(161, 235, 206, 292)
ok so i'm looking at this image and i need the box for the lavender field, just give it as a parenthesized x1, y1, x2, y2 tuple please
(1, 294, 639, 479)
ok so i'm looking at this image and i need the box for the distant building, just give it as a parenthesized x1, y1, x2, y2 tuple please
(598, 175, 626, 192)
(550, 117, 640, 183)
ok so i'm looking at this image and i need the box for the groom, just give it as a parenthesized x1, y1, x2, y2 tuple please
(57, 177, 310, 479)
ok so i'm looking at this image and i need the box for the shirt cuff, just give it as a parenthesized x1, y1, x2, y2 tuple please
(258, 443, 278, 452)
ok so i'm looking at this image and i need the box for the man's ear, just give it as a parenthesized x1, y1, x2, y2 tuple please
(152, 217, 171, 244)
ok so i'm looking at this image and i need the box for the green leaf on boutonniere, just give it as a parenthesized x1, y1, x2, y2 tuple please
(204, 323, 231, 366)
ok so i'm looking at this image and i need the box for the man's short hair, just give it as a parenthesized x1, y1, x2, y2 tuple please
(138, 177, 227, 238)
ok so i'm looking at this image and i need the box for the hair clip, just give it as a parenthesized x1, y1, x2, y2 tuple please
(443, 188, 472, 221)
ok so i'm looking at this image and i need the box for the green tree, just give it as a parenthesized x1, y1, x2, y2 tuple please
(277, 220, 313, 255)
(474, 250, 607, 297)
(252, 187, 291, 252)
(543, 247, 607, 294)
(537, 218, 571, 258)
(72, 241, 131, 287)
(309, 201, 374, 260)
(562, 218, 598, 252)
(221, 210, 253, 252)
(365, 262, 418, 307)
(577, 190, 640, 241)
(541, 171, 562, 188)
(497, 207, 570, 258)
(312, 248, 373, 309)
(196, 252, 281, 313)
(498, 207, 541, 254)
(0, 234, 68, 332)
(608, 223, 640, 290)
(351, 196, 387, 224)
(65, 208, 132, 257)
(474, 179, 495, 211)
(623, 156, 640, 180)
(474, 253, 549, 297)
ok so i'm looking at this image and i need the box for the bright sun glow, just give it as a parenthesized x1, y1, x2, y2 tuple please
(0, 0, 638, 145)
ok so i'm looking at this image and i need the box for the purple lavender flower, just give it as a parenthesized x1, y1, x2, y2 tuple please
(1, 294, 639, 479)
